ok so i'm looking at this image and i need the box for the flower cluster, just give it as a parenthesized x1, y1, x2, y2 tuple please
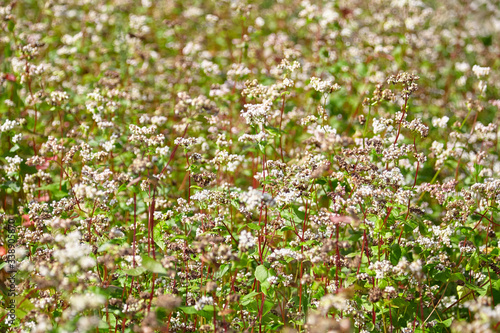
(1, 0, 499, 332)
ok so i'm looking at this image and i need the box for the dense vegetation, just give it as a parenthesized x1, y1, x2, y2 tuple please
(0, 0, 499, 332)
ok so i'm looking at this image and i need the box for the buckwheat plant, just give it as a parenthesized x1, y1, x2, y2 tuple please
(0, 0, 499, 332)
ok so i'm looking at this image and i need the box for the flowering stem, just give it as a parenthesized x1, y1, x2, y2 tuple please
(460, 106, 473, 130)
(380, 206, 393, 259)
(258, 291, 265, 333)
(357, 229, 366, 275)
(335, 224, 340, 292)
(394, 95, 408, 144)
(159, 123, 189, 176)
(413, 136, 420, 187)
(279, 95, 286, 163)
(133, 193, 137, 267)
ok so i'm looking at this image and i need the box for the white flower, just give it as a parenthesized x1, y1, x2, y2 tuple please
(472, 65, 490, 78)
(310, 76, 340, 93)
(278, 59, 301, 72)
(194, 296, 213, 311)
(200, 60, 221, 75)
(102, 140, 115, 152)
(5, 155, 23, 174)
(283, 78, 294, 87)
(267, 276, 278, 285)
(392, 257, 409, 275)
(76, 316, 100, 332)
(317, 293, 349, 315)
(50, 91, 69, 104)
(191, 190, 210, 202)
(275, 189, 300, 206)
(109, 227, 125, 239)
(238, 132, 269, 143)
(156, 146, 170, 156)
(174, 137, 199, 149)
(238, 230, 256, 250)
(0, 119, 19, 133)
(239, 187, 275, 210)
(206, 14, 219, 24)
(53, 231, 95, 268)
(372, 118, 389, 134)
(409, 259, 422, 274)
(478, 80, 487, 94)
(240, 99, 273, 126)
(268, 248, 303, 261)
(455, 62, 470, 72)
(369, 260, 392, 279)
(69, 293, 105, 313)
(430, 141, 444, 154)
(432, 116, 449, 128)
(227, 63, 251, 77)
(79, 256, 96, 269)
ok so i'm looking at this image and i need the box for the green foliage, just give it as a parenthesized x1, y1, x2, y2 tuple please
(0, 0, 499, 332)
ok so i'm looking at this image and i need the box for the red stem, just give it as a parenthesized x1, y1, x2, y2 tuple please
(279, 95, 286, 163)
(393, 96, 408, 144)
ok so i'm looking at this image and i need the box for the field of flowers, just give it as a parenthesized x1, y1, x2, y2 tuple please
(1, 0, 499, 332)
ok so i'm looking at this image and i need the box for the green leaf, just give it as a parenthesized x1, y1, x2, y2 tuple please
(117, 183, 128, 193)
(441, 318, 453, 327)
(434, 270, 451, 282)
(35, 181, 69, 199)
(263, 299, 274, 316)
(301, 283, 309, 315)
(9, 144, 20, 153)
(264, 125, 282, 137)
(235, 253, 248, 269)
(258, 141, 267, 153)
(153, 224, 166, 251)
(292, 206, 305, 221)
(121, 267, 146, 276)
(247, 223, 261, 231)
(215, 264, 230, 279)
(7, 181, 20, 192)
(261, 280, 271, 296)
(492, 279, 500, 304)
(451, 272, 466, 282)
(241, 291, 259, 306)
(199, 305, 215, 319)
(179, 306, 197, 314)
(97, 241, 118, 252)
(315, 178, 327, 185)
(141, 255, 167, 274)
(391, 298, 407, 308)
(378, 279, 388, 290)
(255, 265, 269, 283)
(107, 313, 117, 326)
(464, 281, 485, 294)
(15, 296, 34, 319)
(390, 244, 401, 265)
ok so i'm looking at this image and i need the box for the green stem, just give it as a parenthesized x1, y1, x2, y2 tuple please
(460, 107, 472, 130)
